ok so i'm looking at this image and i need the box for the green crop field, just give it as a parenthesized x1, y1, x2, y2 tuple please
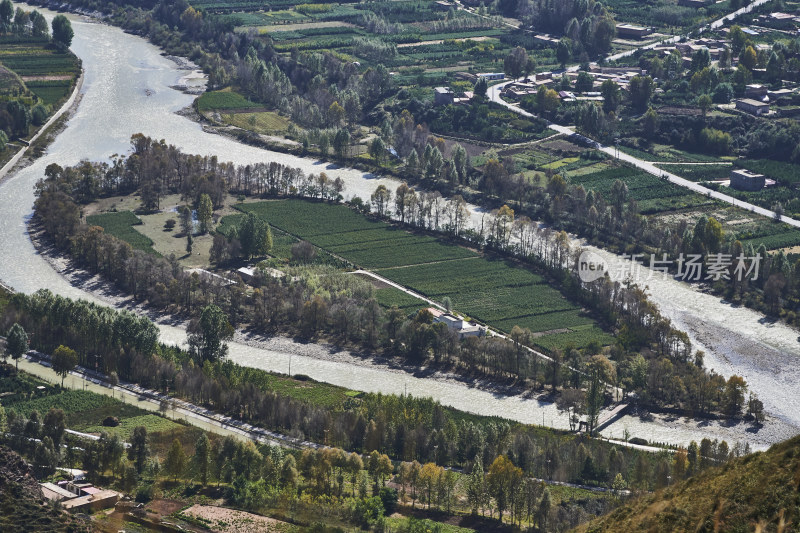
(656, 164, 733, 182)
(225, 366, 360, 408)
(0, 38, 80, 113)
(83, 413, 181, 439)
(567, 165, 717, 214)
(4, 389, 147, 429)
(374, 286, 427, 312)
(570, 166, 691, 202)
(239, 199, 610, 350)
(219, 211, 342, 265)
(25, 79, 74, 106)
(86, 211, 159, 255)
(220, 110, 290, 133)
(0, 46, 79, 77)
(237, 200, 475, 268)
(742, 230, 800, 250)
(196, 89, 261, 111)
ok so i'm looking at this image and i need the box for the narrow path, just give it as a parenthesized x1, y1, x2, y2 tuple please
(353, 267, 623, 400)
(649, 161, 733, 166)
(0, 71, 84, 183)
(371, 255, 481, 271)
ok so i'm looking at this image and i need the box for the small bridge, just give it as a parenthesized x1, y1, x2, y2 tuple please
(578, 403, 631, 434)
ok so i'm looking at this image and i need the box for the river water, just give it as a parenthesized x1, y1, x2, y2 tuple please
(1, 5, 798, 450)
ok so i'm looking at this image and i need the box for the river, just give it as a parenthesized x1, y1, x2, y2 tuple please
(1, 4, 798, 450)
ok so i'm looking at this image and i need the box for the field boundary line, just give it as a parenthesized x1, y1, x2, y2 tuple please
(0, 68, 84, 183)
(373, 255, 481, 271)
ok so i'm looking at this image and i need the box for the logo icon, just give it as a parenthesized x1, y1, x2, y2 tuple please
(578, 250, 605, 283)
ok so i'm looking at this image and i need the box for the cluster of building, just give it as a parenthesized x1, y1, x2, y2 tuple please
(754, 11, 800, 31)
(40, 479, 121, 513)
(650, 37, 734, 69)
(426, 307, 486, 339)
(733, 84, 798, 116)
(499, 66, 647, 103)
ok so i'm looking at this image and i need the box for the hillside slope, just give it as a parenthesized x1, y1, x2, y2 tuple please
(576, 435, 800, 533)
(0, 446, 91, 533)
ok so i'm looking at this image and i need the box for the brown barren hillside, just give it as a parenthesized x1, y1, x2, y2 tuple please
(575, 435, 800, 533)
(0, 446, 92, 533)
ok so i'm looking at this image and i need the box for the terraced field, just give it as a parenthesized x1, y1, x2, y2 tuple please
(238, 199, 612, 350)
(0, 37, 80, 106)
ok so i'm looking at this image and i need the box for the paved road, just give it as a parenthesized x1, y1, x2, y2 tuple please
(489, 88, 800, 227)
(0, 72, 83, 182)
(487, 0, 797, 229)
(18, 352, 319, 450)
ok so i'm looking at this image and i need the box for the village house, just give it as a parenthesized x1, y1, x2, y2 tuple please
(40, 480, 121, 513)
(62, 490, 121, 513)
(477, 72, 505, 81)
(745, 84, 768, 100)
(730, 169, 766, 191)
(615, 24, 652, 39)
(735, 98, 770, 116)
(434, 87, 455, 106)
(427, 308, 486, 339)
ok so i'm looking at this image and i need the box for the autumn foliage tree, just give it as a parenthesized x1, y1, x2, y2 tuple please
(487, 455, 523, 522)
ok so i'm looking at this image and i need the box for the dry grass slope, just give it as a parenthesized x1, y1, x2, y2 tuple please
(575, 435, 800, 533)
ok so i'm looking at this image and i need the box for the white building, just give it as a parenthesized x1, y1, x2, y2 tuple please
(427, 308, 486, 339)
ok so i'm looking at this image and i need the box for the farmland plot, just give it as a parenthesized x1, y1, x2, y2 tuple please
(240, 199, 609, 349)
(86, 211, 159, 255)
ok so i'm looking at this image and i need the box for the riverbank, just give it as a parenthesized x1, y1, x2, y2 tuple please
(28, 222, 551, 402)
(27, 221, 788, 450)
(0, 68, 84, 186)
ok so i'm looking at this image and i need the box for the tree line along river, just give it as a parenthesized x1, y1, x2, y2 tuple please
(2, 3, 798, 450)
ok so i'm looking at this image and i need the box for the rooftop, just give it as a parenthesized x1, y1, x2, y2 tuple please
(737, 98, 770, 107)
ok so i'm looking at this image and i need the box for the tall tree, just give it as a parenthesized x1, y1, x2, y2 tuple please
(188, 304, 233, 362)
(371, 184, 391, 216)
(466, 460, 486, 515)
(164, 438, 187, 482)
(52, 345, 77, 387)
(51, 14, 73, 48)
(194, 433, 211, 486)
(740, 46, 757, 70)
(0, 0, 13, 28)
(237, 212, 273, 259)
(601, 80, 620, 113)
(128, 426, 150, 475)
(504, 46, 534, 79)
(628, 75, 655, 112)
(197, 193, 213, 234)
(7, 323, 28, 370)
(487, 455, 523, 522)
(395, 183, 413, 224)
(585, 355, 615, 434)
(43, 408, 66, 449)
